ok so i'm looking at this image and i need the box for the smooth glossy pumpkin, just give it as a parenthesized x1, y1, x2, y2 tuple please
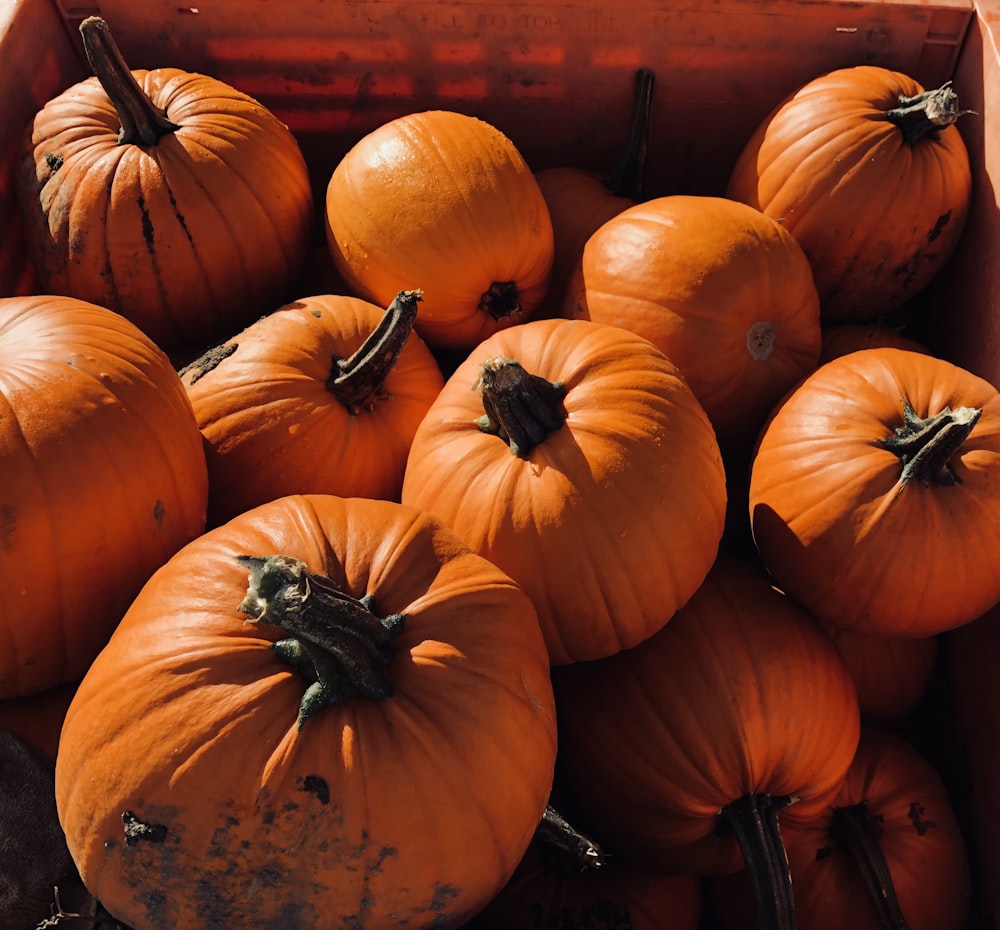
(707, 727, 972, 930)
(179, 290, 444, 527)
(0, 294, 208, 698)
(553, 552, 860, 930)
(16, 17, 314, 351)
(401, 317, 727, 665)
(727, 66, 972, 323)
(749, 347, 1000, 637)
(562, 195, 822, 451)
(325, 109, 554, 352)
(56, 494, 557, 930)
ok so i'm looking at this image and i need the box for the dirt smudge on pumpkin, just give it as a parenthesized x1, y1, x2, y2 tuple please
(45, 153, 63, 175)
(927, 210, 952, 243)
(121, 810, 168, 846)
(907, 800, 936, 835)
(298, 774, 330, 804)
(152, 499, 165, 527)
(178, 342, 238, 383)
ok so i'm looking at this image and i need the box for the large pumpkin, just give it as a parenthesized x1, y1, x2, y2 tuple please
(562, 194, 822, 451)
(16, 17, 314, 352)
(726, 65, 972, 324)
(324, 109, 554, 352)
(749, 347, 1000, 637)
(55, 494, 557, 930)
(553, 552, 860, 930)
(401, 317, 727, 665)
(0, 294, 208, 699)
(179, 290, 444, 526)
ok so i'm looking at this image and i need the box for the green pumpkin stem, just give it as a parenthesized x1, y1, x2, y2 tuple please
(885, 82, 973, 146)
(534, 804, 608, 870)
(607, 67, 655, 201)
(829, 802, 913, 930)
(720, 792, 797, 930)
(237, 554, 405, 728)
(475, 356, 567, 456)
(79, 16, 181, 146)
(877, 398, 981, 491)
(327, 289, 422, 414)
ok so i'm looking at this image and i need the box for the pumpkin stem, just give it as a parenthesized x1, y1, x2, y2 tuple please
(478, 280, 524, 322)
(236, 554, 405, 728)
(877, 398, 981, 491)
(534, 804, 609, 870)
(474, 356, 567, 456)
(885, 82, 973, 146)
(829, 802, 913, 930)
(79, 16, 181, 146)
(719, 792, 797, 930)
(327, 289, 422, 414)
(607, 67, 655, 201)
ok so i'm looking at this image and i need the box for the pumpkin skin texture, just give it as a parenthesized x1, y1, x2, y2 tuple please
(179, 290, 444, 527)
(0, 680, 78, 761)
(749, 347, 1000, 637)
(16, 17, 314, 352)
(726, 65, 972, 324)
(562, 195, 822, 451)
(819, 322, 931, 364)
(707, 727, 972, 930)
(324, 110, 554, 352)
(0, 294, 208, 699)
(401, 317, 727, 665)
(55, 494, 558, 930)
(552, 553, 860, 924)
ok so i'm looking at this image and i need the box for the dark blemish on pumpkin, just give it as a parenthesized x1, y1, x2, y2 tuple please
(145, 890, 166, 916)
(122, 810, 168, 846)
(153, 499, 165, 526)
(282, 799, 300, 813)
(0, 504, 16, 550)
(927, 211, 951, 242)
(815, 845, 833, 861)
(299, 774, 330, 805)
(45, 152, 63, 174)
(908, 800, 936, 835)
(311, 310, 322, 318)
(105, 839, 116, 849)
(163, 175, 194, 247)
(256, 868, 284, 887)
(137, 193, 156, 253)
(178, 342, 238, 383)
(893, 260, 912, 277)
(430, 883, 462, 912)
(261, 809, 276, 825)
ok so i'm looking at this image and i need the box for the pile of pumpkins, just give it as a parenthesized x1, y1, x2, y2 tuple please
(1, 14, 995, 930)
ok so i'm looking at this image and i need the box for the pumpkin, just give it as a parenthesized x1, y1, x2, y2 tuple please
(55, 494, 558, 930)
(726, 66, 972, 324)
(819, 322, 932, 364)
(532, 68, 654, 319)
(179, 290, 444, 527)
(707, 727, 972, 930)
(324, 109, 554, 352)
(562, 194, 822, 451)
(16, 16, 314, 352)
(749, 347, 1000, 637)
(0, 680, 78, 761)
(552, 552, 860, 930)
(0, 294, 208, 699)
(401, 317, 727, 665)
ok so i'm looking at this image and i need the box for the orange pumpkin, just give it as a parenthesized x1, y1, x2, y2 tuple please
(727, 66, 972, 324)
(401, 317, 727, 665)
(0, 680, 78, 761)
(16, 17, 314, 352)
(56, 494, 557, 930)
(819, 322, 932, 364)
(179, 290, 444, 526)
(324, 109, 554, 352)
(553, 553, 860, 929)
(0, 294, 208, 698)
(749, 347, 1000, 637)
(562, 195, 822, 451)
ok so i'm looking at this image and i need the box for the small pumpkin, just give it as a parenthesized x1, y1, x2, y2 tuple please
(726, 66, 972, 323)
(562, 194, 822, 451)
(0, 294, 208, 698)
(56, 494, 557, 930)
(179, 290, 444, 526)
(749, 347, 1000, 637)
(16, 17, 314, 352)
(401, 317, 727, 665)
(324, 109, 554, 352)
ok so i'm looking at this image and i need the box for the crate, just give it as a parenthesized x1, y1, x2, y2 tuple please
(1, 0, 998, 923)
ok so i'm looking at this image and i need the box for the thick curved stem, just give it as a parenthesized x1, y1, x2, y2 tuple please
(237, 554, 405, 728)
(885, 82, 972, 146)
(327, 289, 422, 414)
(607, 67, 655, 201)
(720, 793, 797, 930)
(475, 357, 567, 456)
(830, 803, 912, 930)
(79, 16, 180, 146)
(877, 398, 981, 490)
